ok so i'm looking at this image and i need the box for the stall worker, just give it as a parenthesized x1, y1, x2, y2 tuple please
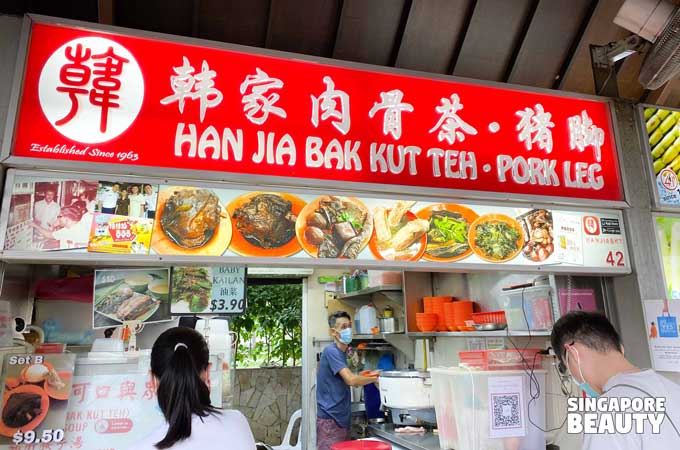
(317, 311, 379, 450)
(144, 184, 157, 219)
(99, 183, 120, 214)
(115, 189, 130, 216)
(131, 327, 256, 450)
(31, 206, 93, 249)
(33, 188, 60, 230)
(552, 311, 680, 449)
(128, 185, 146, 218)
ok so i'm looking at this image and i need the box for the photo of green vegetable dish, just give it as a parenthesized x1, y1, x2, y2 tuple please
(473, 219, 523, 261)
(172, 267, 213, 313)
(426, 210, 470, 258)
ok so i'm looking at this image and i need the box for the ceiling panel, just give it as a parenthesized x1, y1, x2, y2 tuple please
(559, 0, 628, 96)
(0, 0, 98, 21)
(197, 0, 270, 47)
(332, 0, 407, 66)
(453, 0, 535, 81)
(508, 0, 594, 88)
(266, 0, 342, 56)
(114, 0, 193, 36)
(395, 0, 474, 74)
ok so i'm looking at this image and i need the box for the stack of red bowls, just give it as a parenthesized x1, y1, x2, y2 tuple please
(453, 300, 475, 331)
(416, 313, 438, 332)
(423, 296, 453, 331)
(443, 303, 458, 331)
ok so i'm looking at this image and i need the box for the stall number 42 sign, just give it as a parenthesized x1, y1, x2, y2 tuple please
(210, 266, 246, 314)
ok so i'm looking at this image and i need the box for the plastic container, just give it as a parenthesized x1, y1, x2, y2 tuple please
(472, 311, 507, 325)
(458, 349, 543, 371)
(357, 304, 378, 334)
(502, 286, 554, 331)
(367, 270, 402, 287)
(430, 367, 546, 450)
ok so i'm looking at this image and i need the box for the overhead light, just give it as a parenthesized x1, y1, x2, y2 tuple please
(611, 49, 638, 62)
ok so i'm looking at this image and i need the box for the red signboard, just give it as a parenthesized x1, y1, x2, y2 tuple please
(8, 20, 623, 202)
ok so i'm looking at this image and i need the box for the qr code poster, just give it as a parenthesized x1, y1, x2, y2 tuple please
(487, 376, 527, 439)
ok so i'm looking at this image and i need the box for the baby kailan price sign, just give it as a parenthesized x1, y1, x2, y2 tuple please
(171, 266, 247, 315)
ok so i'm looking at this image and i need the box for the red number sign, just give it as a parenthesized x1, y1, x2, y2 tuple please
(8, 20, 624, 202)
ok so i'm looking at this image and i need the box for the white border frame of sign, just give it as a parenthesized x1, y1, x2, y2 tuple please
(0, 14, 630, 210)
(169, 265, 249, 317)
(650, 211, 680, 300)
(0, 167, 632, 275)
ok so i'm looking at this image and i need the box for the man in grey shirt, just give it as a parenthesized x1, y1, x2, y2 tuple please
(552, 311, 680, 448)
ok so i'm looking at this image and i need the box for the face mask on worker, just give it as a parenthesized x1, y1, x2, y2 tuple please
(567, 346, 599, 398)
(337, 328, 353, 345)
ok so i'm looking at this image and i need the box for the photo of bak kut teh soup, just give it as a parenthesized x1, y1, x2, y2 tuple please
(124, 274, 152, 292)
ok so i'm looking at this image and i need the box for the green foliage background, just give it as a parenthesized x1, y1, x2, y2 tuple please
(231, 283, 302, 367)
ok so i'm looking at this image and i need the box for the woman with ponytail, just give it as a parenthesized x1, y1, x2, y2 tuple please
(130, 327, 255, 450)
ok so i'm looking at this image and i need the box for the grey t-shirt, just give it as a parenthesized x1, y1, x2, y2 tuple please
(583, 370, 680, 449)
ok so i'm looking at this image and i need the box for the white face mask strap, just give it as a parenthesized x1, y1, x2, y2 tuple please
(567, 346, 589, 386)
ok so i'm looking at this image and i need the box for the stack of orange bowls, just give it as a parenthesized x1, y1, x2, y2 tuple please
(453, 301, 475, 331)
(423, 296, 453, 331)
(443, 303, 458, 331)
(416, 313, 439, 332)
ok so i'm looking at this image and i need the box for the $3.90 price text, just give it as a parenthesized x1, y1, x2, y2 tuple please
(210, 298, 245, 312)
(13, 429, 65, 445)
(8, 355, 43, 365)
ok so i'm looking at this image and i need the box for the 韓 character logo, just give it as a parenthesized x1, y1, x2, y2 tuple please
(583, 216, 600, 236)
(38, 36, 144, 144)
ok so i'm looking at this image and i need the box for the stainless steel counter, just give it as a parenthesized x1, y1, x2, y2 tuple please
(367, 424, 442, 450)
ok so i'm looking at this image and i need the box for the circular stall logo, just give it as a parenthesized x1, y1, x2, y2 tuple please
(38, 36, 144, 144)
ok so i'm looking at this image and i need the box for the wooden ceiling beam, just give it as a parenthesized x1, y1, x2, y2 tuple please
(97, 0, 114, 25)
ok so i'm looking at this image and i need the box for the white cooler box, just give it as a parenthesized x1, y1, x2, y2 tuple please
(430, 368, 547, 450)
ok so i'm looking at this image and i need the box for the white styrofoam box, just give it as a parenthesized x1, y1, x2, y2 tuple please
(430, 367, 546, 450)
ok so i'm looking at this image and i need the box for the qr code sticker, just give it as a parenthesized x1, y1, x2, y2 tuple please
(491, 393, 522, 430)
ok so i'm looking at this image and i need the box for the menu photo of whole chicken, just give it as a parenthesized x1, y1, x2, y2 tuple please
(151, 186, 232, 256)
(93, 268, 171, 328)
(227, 192, 306, 257)
(296, 196, 373, 259)
(369, 200, 429, 261)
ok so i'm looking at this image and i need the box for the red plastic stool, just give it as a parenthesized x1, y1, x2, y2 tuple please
(331, 441, 392, 450)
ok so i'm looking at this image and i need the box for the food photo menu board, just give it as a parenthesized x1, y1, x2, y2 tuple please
(0, 354, 75, 446)
(2, 175, 629, 273)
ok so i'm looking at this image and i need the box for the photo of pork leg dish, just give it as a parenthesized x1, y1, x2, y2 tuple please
(160, 188, 221, 249)
(232, 194, 297, 248)
(2, 392, 42, 428)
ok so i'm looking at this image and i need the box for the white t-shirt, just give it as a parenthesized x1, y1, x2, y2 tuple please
(144, 192, 157, 212)
(129, 193, 146, 218)
(129, 411, 256, 450)
(100, 189, 119, 209)
(583, 370, 680, 449)
(34, 200, 60, 229)
(52, 212, 93, 248)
